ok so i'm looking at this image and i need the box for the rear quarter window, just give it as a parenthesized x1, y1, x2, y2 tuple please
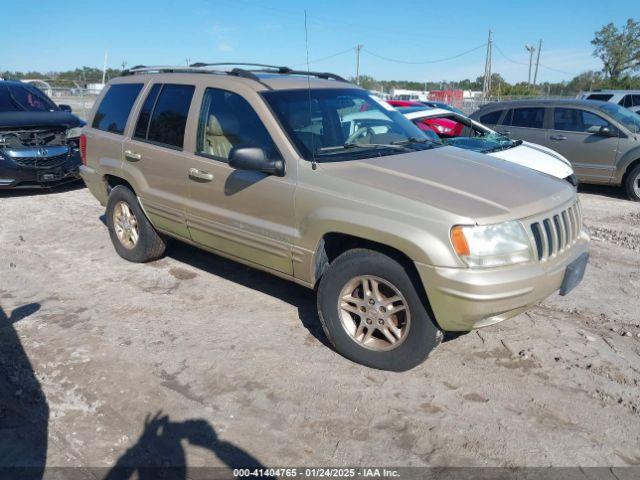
(92, 83, 143, 134)
(587, 94, 613, 102)
(479, 110, 502, 125)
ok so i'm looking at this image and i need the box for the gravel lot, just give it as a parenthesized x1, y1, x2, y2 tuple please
(1, 182, 639, 474)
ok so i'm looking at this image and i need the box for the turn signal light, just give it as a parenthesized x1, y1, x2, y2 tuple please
(450, 226, 470, 256)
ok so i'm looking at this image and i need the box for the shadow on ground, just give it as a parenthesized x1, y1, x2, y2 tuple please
(105, 411, 266, 480)
(0, 302, 47, 480)
(166, 241, 330, 348)
(578, 183, 627, 200)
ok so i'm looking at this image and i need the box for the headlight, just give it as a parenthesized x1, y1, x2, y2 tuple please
(450, 221, 533, 268)
(66, 127, 82, 139)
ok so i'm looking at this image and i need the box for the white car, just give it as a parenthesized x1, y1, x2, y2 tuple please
(399, 107, 577, 185)
(577, 90, 640, 114)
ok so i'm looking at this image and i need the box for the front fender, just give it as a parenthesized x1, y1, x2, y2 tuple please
(614, 145, 640, 184)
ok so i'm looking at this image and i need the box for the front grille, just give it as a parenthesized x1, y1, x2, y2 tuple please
(13, 152, 69, 169)
(530, 201, 582, 261)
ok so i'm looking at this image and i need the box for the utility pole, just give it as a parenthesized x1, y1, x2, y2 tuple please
(101, 51, 108, 85)
(185, 58, 191, 66)
(533, 39, 542, 87)
(355, 44, 363, 86)
(525, 44, 536, 86)
(482, 30, 493, 99)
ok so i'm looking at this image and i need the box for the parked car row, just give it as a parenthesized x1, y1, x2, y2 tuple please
(77, 64, 590, 371)
(471, 99, 640, 201)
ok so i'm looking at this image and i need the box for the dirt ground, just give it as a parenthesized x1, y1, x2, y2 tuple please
(0, 182, 639, 474)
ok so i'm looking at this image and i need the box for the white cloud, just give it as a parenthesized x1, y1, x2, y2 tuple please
(217, 42, 234, 52)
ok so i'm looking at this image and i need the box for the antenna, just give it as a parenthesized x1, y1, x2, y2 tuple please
(304, 10, 317, 170)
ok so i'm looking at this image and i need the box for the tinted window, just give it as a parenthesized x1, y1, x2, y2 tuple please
(511, 108, 544, 128)
(479, 110, 502, 125)
(501, 109, 513, 126)
(0, 85, 21, 112)
(8, 84, 57, 112)
(620, 94, 640, 108)
(92, 83, 143, 134)
(147, 84, 194, 149)
(197, 88, 280, 160)
(553, 108, 612, 133)
(586, 94, 613, 102)
(134, 84, 161, 139)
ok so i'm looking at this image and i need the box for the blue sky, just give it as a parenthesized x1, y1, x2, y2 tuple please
(1, 0, 636, 83)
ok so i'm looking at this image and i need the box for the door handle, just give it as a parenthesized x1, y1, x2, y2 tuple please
(550, 135, 567, 141)
(188, 168, 214, 182)
(124, 149, 142, 161)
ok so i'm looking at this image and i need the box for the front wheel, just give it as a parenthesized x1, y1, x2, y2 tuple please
(624, 164, 640, 201)
(317, 249, 442, 371)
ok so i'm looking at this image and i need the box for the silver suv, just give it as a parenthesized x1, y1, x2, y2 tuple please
(80, 64, 590, 371)
(472, 99, 640, 200)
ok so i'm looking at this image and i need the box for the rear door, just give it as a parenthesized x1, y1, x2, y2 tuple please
(182, 86, 296, 275)
(547, 107, 619, 183)
(497, 107, 548, 145)
(121, 82, 196, 239)
(86, 82, 144, 180)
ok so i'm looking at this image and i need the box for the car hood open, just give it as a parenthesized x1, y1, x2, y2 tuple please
(0, 111, 83, 130)
(319, 146, 575, 224)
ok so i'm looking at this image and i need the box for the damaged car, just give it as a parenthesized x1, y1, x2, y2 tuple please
(0, 80, 84, 189)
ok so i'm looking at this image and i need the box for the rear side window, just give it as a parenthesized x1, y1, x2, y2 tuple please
(134, 84, 161, 139)
(92, 83, 143, 134)
(511, 108, 545, 128)
(196, 88, 280, 161)
(146, 84, 195, 149)
(479, 110, 502, 125)
(587, 93, 613, 102)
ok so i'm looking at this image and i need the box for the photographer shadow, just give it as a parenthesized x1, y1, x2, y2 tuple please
(0, 302, 47, 480)
(105, 411, 267, 480)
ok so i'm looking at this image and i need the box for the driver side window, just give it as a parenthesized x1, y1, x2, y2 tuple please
(553, 108, 613, 133)
(196, 88, 281, 161)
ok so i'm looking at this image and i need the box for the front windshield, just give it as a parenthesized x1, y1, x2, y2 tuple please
(262, 88, 439, 161)
(413, 113, 516, 153)
(599, 103, 640, 133)
(0, 84, 57, 112)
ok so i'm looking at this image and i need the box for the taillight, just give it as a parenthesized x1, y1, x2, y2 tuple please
(80, 134, 87, 165)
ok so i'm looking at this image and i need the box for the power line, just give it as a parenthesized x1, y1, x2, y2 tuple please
(362, 44, 485, 65)
(291, 47, 354, 68)
(493, 44, 529, 66)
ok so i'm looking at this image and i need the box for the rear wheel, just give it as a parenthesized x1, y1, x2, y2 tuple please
(106, 185, 166, 262)
(624, 164, 640, 201)
(317, 249, 442, 371)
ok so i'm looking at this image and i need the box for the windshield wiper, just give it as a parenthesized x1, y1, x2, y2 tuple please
(317, 142, 411, 153)
(391, 136, 441, 146)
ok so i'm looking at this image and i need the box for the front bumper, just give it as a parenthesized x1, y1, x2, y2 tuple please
(0, 150, 82, 189)
(416, 229, 590, 331)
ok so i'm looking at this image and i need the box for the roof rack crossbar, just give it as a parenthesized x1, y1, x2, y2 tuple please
(121, 63, 350, 84)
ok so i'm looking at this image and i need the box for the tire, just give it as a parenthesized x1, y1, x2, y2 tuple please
(105, 185, 166, 262)
(317, 249, 442, 371)
(624, 164, 640, 201)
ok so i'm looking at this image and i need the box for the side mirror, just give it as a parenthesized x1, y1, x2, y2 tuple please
(228, 147, 284, 177)
(597, 125, 616, 137)
(58, 104, 72, 112)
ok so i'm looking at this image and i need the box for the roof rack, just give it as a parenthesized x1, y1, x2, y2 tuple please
(121, 62, 350, 86)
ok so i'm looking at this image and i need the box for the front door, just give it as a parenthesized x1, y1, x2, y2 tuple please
(546, 107, 619, 183)
(183, 87, 296, 275)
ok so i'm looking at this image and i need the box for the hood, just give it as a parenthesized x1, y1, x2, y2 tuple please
(488, 141, 574, 180)
(0, 111, 83, 130)
(319, 146, 575, 224)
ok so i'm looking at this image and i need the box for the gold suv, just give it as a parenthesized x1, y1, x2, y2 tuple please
(80, 64, 590, 371)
